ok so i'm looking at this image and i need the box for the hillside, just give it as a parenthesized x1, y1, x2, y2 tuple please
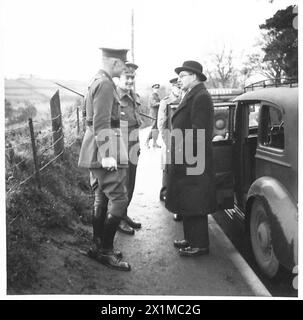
(6, 141, 95, 294)
(5, 78, 87, 101)
(4, 77, 155, 128)
(5, 78, 87, 119)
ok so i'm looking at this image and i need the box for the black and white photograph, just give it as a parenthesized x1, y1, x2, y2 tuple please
(1, 0, 300, 300)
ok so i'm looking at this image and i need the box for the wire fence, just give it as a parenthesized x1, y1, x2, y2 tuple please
(5, 90, 84, 195)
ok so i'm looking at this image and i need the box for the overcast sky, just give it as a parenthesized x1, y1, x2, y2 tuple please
(1, 0, 298, 85)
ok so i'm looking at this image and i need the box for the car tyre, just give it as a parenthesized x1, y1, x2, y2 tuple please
(250, 198, 279, 278)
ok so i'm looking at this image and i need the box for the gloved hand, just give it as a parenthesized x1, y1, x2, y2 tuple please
(101, 157, 117, 171)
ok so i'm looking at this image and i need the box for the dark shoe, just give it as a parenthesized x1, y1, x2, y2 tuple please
(117, 220, 135, 235)
(159, 192, 166, 201)
(97, 251, 131, 271)
(124, 215, 141, 229)
(87, 246, 123, 259)
(179, 246, 209, 257)
(173, 239, 189, 249)
(173, 214, 182, 221)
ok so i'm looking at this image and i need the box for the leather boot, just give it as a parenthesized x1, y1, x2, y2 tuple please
(88, 206, 122, 259)
(99, 214, 131, 271)
(92, 205, 106, 245)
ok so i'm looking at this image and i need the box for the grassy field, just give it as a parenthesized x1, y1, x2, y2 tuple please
(5, 78, 87, 118)
(4, 76, 163, 130)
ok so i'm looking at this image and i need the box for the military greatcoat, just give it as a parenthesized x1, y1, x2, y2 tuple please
(78, 70, 128, 169)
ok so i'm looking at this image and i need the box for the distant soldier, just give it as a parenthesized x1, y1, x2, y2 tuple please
(145, 84, 161, 148)
(116, 62, 142, 235)
(78, 47, 131, 271)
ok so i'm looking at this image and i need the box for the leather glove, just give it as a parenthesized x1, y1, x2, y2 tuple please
(101, 157, 117, 171)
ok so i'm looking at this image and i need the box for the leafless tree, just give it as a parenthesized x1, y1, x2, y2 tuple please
(205, 48, 240, 88)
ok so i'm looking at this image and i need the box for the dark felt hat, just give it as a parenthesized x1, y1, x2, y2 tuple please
(175, 60, 207, 81)
(152, 84, 160, 89)
(99, 47, 128, 62)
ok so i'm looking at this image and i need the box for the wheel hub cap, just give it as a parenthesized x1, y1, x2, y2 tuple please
(257, 222, 271, 253)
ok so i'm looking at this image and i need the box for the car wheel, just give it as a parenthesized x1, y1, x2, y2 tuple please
(250, 198, 279, 278)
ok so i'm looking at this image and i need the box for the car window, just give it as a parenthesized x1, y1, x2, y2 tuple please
(213, 105, 234, 141)
(249, 103, 260, 128)
(260, 105, 284, 150)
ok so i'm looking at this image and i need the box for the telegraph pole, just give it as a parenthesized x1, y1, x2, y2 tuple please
(131, 8, 136, 92)
(131, 8, 135, 63)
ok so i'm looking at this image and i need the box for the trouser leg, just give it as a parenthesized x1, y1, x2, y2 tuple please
(122, 136, 142, 230)
(145, 130, 152, 145)
(182, 215, 209, 248)
(160, 164, 168, 199)
(90, 167, 128, 223)
(92, 168, 128, 217)
(152, 129, 159, 145)
(119, 162, 140, 232)
(126, 132, 139, 207)
(126, 162, 137, 207)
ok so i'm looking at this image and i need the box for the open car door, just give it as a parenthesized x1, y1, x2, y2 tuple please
(212, 103, 235, 210)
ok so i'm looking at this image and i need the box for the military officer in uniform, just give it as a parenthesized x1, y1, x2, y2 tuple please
(78, 47, 131, 271)
(157, 77, 183, 221)
(145, 84, 161, 148)
(116, 62, 143, 235)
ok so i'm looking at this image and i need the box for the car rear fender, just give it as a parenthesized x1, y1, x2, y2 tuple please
(246, 176, 298, 271)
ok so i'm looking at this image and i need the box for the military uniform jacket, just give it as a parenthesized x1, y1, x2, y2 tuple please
(148, 92, 161, 118)
(117, 87, 142, 128)
(78, 70, 128, 169)
(158, 93, 180, 142)
(117, 87, 142, 165)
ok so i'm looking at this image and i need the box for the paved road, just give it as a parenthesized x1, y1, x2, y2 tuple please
(108, 128, 270, 296)
(212, 210, 297, 297)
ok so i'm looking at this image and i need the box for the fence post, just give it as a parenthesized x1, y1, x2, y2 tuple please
(82, 106, 86, 133)
(76, 106, 80, 136)
(50, 90, 64, 159)
(28, 118, 41, 189)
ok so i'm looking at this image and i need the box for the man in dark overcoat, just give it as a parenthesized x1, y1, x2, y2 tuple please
(165, 60, 216, 257)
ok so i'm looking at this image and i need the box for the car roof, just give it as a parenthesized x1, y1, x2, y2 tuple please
(233, 87, 298, 112)
(214, 102, 236, 107)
